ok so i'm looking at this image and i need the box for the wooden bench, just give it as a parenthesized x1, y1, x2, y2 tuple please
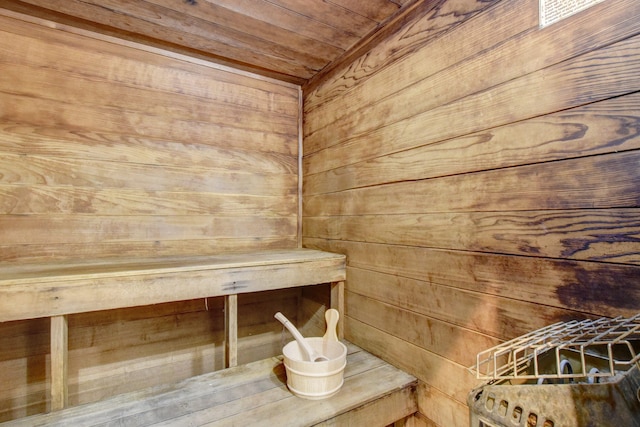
(0, 249, 346, 412)
(2, 343, 418, 426)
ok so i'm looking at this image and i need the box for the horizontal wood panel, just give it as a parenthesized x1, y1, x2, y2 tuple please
(416, 383, 469, 427)
(304, 0, 639, 152)
(0, 123, 297, 169)
(140, 0, 344, 60)
(0, 185, 295, 216)
(305, 30, 640, 174)
(0, 155, 296, 195)
(306, 239, 640, 327)
(200, 0, 364, 48)
(0, 14, 300, 111)
(346, 317, 478, 405)
(0, 237, 299, 264)
(305, 209, 640, 264)
(346, 267, 592, 340)
(305, 151, 640, 216)
(2, 93, 297, 147)
(0, 62, 298, 125)
(3, 215, 296, 245)
(347, 291, 499, 366)
(304, 94, 640, 194)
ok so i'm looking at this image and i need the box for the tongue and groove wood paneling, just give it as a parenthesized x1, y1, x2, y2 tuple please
(0, 0, 415, 84)
(0, 12, 302, 421)
(0, 13, 299, 262)
(302, 0, 640, 425)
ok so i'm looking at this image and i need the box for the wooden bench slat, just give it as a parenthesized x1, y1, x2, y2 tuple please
(4, 344, 417, 427)
(0, 249, 346, 322)
(1, 250, 345, 283)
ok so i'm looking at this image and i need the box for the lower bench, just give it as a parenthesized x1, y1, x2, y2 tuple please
(2, 343, 418, 426)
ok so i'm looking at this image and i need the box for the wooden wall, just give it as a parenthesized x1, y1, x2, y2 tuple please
(0, 12, 302, 420)
(302, 0, 640, 425)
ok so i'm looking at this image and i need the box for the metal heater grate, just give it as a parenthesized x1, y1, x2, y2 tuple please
(468, 314, 640, 427)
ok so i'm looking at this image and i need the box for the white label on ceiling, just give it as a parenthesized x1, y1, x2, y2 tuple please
(540, 0, 607, 27)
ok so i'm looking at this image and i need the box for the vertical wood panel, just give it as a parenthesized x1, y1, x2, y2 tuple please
(50, 316, 68, 411)
(225, 294, 239, 368)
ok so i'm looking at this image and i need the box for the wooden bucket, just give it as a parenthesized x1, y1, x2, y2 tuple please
(282, 337, 347, 400)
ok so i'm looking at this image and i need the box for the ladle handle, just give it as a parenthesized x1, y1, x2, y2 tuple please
(275, 312, 315, 361)
(323, 309, 339, 342)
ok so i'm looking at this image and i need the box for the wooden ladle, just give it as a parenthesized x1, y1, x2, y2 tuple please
(323, 309, 339, 342)
(275, 312, 329, 362)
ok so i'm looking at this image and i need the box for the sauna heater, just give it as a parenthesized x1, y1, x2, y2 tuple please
(468, 314, 640, 427)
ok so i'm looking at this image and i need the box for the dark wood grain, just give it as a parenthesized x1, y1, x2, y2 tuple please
(302, 0, 640, 421)
(304, 94, 640, 194)
(0, 0, 414, 83)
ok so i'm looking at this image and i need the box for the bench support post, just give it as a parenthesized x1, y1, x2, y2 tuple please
(225, 294, 238, 368)
(50, 315, 69, 411)
(330, 281, 345, 339)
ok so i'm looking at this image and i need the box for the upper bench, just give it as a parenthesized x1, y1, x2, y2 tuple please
(0, 249, 346, 322)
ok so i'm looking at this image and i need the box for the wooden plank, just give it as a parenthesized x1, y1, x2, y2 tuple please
(3, 344, 416, 426)
(304, 93, 640, 195)
(224, 294, 238, 368)
(0, 154, 296, 196)
(196, 0, 360, 49)
(143, 0, 345, 58)
(314, 385, 416, 426)
(304, 0, 532, 145)
(0, 249, 346, 322)
(304, 151, 640, 215)
(304, 239, 640, 329)
(50, 315, 68, 411)
(1, 215, 296, 245)
(2, 249, 345, 282)
(347, 267, 586, 340)
(0, 123, 298, 170)
(304, 209, 640, 264)
(416, 383, 469, 427)
(0, 9, 301, 267)
(0, 185, 296, 216)
(2, 93, 297, 147)
(266, 0, 378, 37)
(10, 0, 326, 79)
(347, 291, 500, 366)
(322, 0, 400, 22)
(0, 237, 299, 264)
(0, 60, 299, 124)
(0, 15, 300, 119)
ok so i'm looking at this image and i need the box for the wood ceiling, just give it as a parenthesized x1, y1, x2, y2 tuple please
(0, 0, 420, 86)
